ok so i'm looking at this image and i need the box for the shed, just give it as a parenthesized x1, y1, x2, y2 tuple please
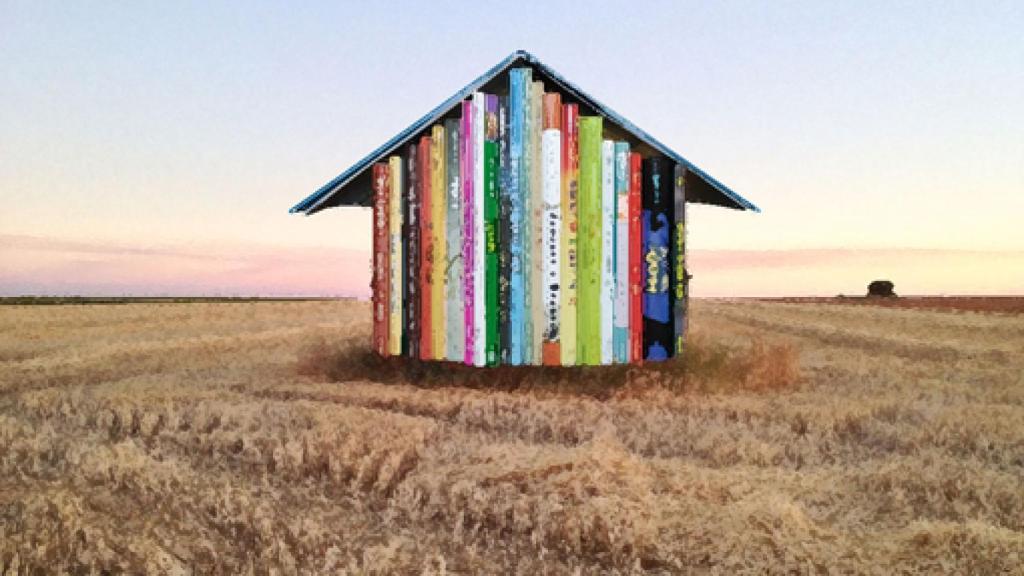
(290, 50, 758, 366)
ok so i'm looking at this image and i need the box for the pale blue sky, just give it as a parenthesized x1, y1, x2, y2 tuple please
(2, 1, 1022, 295)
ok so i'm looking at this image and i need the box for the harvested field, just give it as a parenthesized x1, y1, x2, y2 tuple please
(1, 299, 1023, 573)
(762, 295, 1024, 315)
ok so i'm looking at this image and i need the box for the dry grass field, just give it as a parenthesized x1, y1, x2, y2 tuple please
(1, 299, 1022, 574)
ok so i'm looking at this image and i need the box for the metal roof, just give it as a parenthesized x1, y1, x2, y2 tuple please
(290, 50, 759, 215)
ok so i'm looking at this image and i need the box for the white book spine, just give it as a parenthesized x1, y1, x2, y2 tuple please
(542, 129, 561, 349)
(472, 92, 486, 367)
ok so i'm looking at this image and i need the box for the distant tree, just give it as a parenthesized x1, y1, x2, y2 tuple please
(867, 280, 896, 298)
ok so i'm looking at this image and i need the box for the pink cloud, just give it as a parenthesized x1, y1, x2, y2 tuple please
(0, 234, 371, 297)
(2, 235, 1022, 297)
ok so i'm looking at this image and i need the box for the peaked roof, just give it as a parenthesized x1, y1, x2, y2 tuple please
(290, 50, 759, 215)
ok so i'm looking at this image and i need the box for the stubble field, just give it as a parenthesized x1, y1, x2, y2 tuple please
(1, 299, 1022, 574)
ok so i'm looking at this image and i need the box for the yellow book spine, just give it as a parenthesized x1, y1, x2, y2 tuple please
(388, 155, 404, 356)
(430, 124, 447, 359)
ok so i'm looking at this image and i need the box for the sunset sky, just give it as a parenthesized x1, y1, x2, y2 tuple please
(3, 1, 1022, 297)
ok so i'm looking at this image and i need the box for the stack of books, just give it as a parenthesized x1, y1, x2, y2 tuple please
(371, 67, 687, 366)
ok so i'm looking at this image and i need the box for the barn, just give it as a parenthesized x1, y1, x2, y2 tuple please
(289, 50, 758, 367)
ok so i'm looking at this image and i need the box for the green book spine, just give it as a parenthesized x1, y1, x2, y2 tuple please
(577, 116, 603, 364)
(484, 139, 499, 365)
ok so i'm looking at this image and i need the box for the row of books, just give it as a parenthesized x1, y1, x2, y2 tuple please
(371, 67, 687, 366)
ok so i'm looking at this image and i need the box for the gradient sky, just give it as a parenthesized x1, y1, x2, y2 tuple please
(2, 1, 1022, 296)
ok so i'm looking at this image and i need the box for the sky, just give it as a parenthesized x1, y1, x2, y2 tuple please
(2, 0, 1023, 297)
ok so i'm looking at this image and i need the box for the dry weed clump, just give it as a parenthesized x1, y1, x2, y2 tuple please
(2, 298, 1023, 573)
(297, 332, 801, 398)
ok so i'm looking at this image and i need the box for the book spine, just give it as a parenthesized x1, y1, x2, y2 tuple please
(560, 104, 579, 366)
(628, 152, 643, 363)
(530, 81, 544, 364)
(508, 69, 526, 365)
(484, 94, 499, 366)
(613, 142, 631, 364)
(389, 155, 404, 357)
(431, 125, 447, 360)
(519, 68, 533, 365)
(403, 147, 419, 359)
(497, 96, 512, 364)
(472, 92, 486, 367)
(577, 116, 602, 365)
(672, 163, 687, 356)
(444, 118, 464, 362)
(372, 162, 390, 356)
(460, 100, 474, 365)
(600, 140, 615, 365)
(541, 92, 561, 366)
(418, 136, 433, 360)
(642, 156, 672, 361)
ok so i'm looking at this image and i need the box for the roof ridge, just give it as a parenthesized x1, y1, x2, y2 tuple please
(290, 50, 759, 214)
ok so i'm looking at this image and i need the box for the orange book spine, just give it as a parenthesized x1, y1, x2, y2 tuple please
(372, 162, 390, 356)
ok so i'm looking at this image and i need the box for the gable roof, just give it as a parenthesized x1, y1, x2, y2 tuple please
(290, 50, 759, 215)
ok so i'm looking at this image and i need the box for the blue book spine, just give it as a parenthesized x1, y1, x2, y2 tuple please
(508, 68, 526, 365)
(642, 157, 672, 361)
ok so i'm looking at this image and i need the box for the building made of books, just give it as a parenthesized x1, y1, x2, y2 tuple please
(290, 51, 759, 367)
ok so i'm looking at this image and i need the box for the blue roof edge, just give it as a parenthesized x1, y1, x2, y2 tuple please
(291, 49, 760, 214)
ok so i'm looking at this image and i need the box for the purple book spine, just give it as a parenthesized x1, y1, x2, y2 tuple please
(461, 100, 475, 365)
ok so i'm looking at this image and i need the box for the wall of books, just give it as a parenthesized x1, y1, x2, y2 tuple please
(371, 67, 688, 367)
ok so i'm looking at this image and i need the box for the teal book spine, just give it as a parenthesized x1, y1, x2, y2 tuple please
(613, 142, 631, 363)
(519, 68, 534, 364)
(508, 68, 527, 365)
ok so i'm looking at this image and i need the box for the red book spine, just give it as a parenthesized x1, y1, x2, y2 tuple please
(418, 135, 433, 359)
(628, 152, 643, 363)
(372, 162, 390, 356)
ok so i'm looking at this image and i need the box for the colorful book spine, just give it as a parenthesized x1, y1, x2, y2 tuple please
(642, 156, 672, 361)
(600, 140, 616, 365)
(613, 142, 630, 363)
(541, 92, 562, 365)
(372, 162, 390, 356)
(628, 152, 643, 363)
(389, 155, 405, 357)
(529, 81, 544, 364)
(560, 104, 579, 366)
(577, 116, 602, 365)
(519, 69, 534, 365)
(672, 163, 687, 356)
(508, 69, 527, 365)
(472, 92, 486, 367)
(403, 147, 419, 359)
(484, 95, 499, 366)
(418, 136, 433, 360)
(431, 125, 447, 359)
(497, 96, 512, 364)
(461, 100, 475, 365)
(444, 119, 463, 362)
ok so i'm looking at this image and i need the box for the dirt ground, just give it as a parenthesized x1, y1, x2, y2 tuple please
(1, 299, 1022, 574)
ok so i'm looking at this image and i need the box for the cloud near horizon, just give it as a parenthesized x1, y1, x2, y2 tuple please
(2, 234, 1022, 298)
